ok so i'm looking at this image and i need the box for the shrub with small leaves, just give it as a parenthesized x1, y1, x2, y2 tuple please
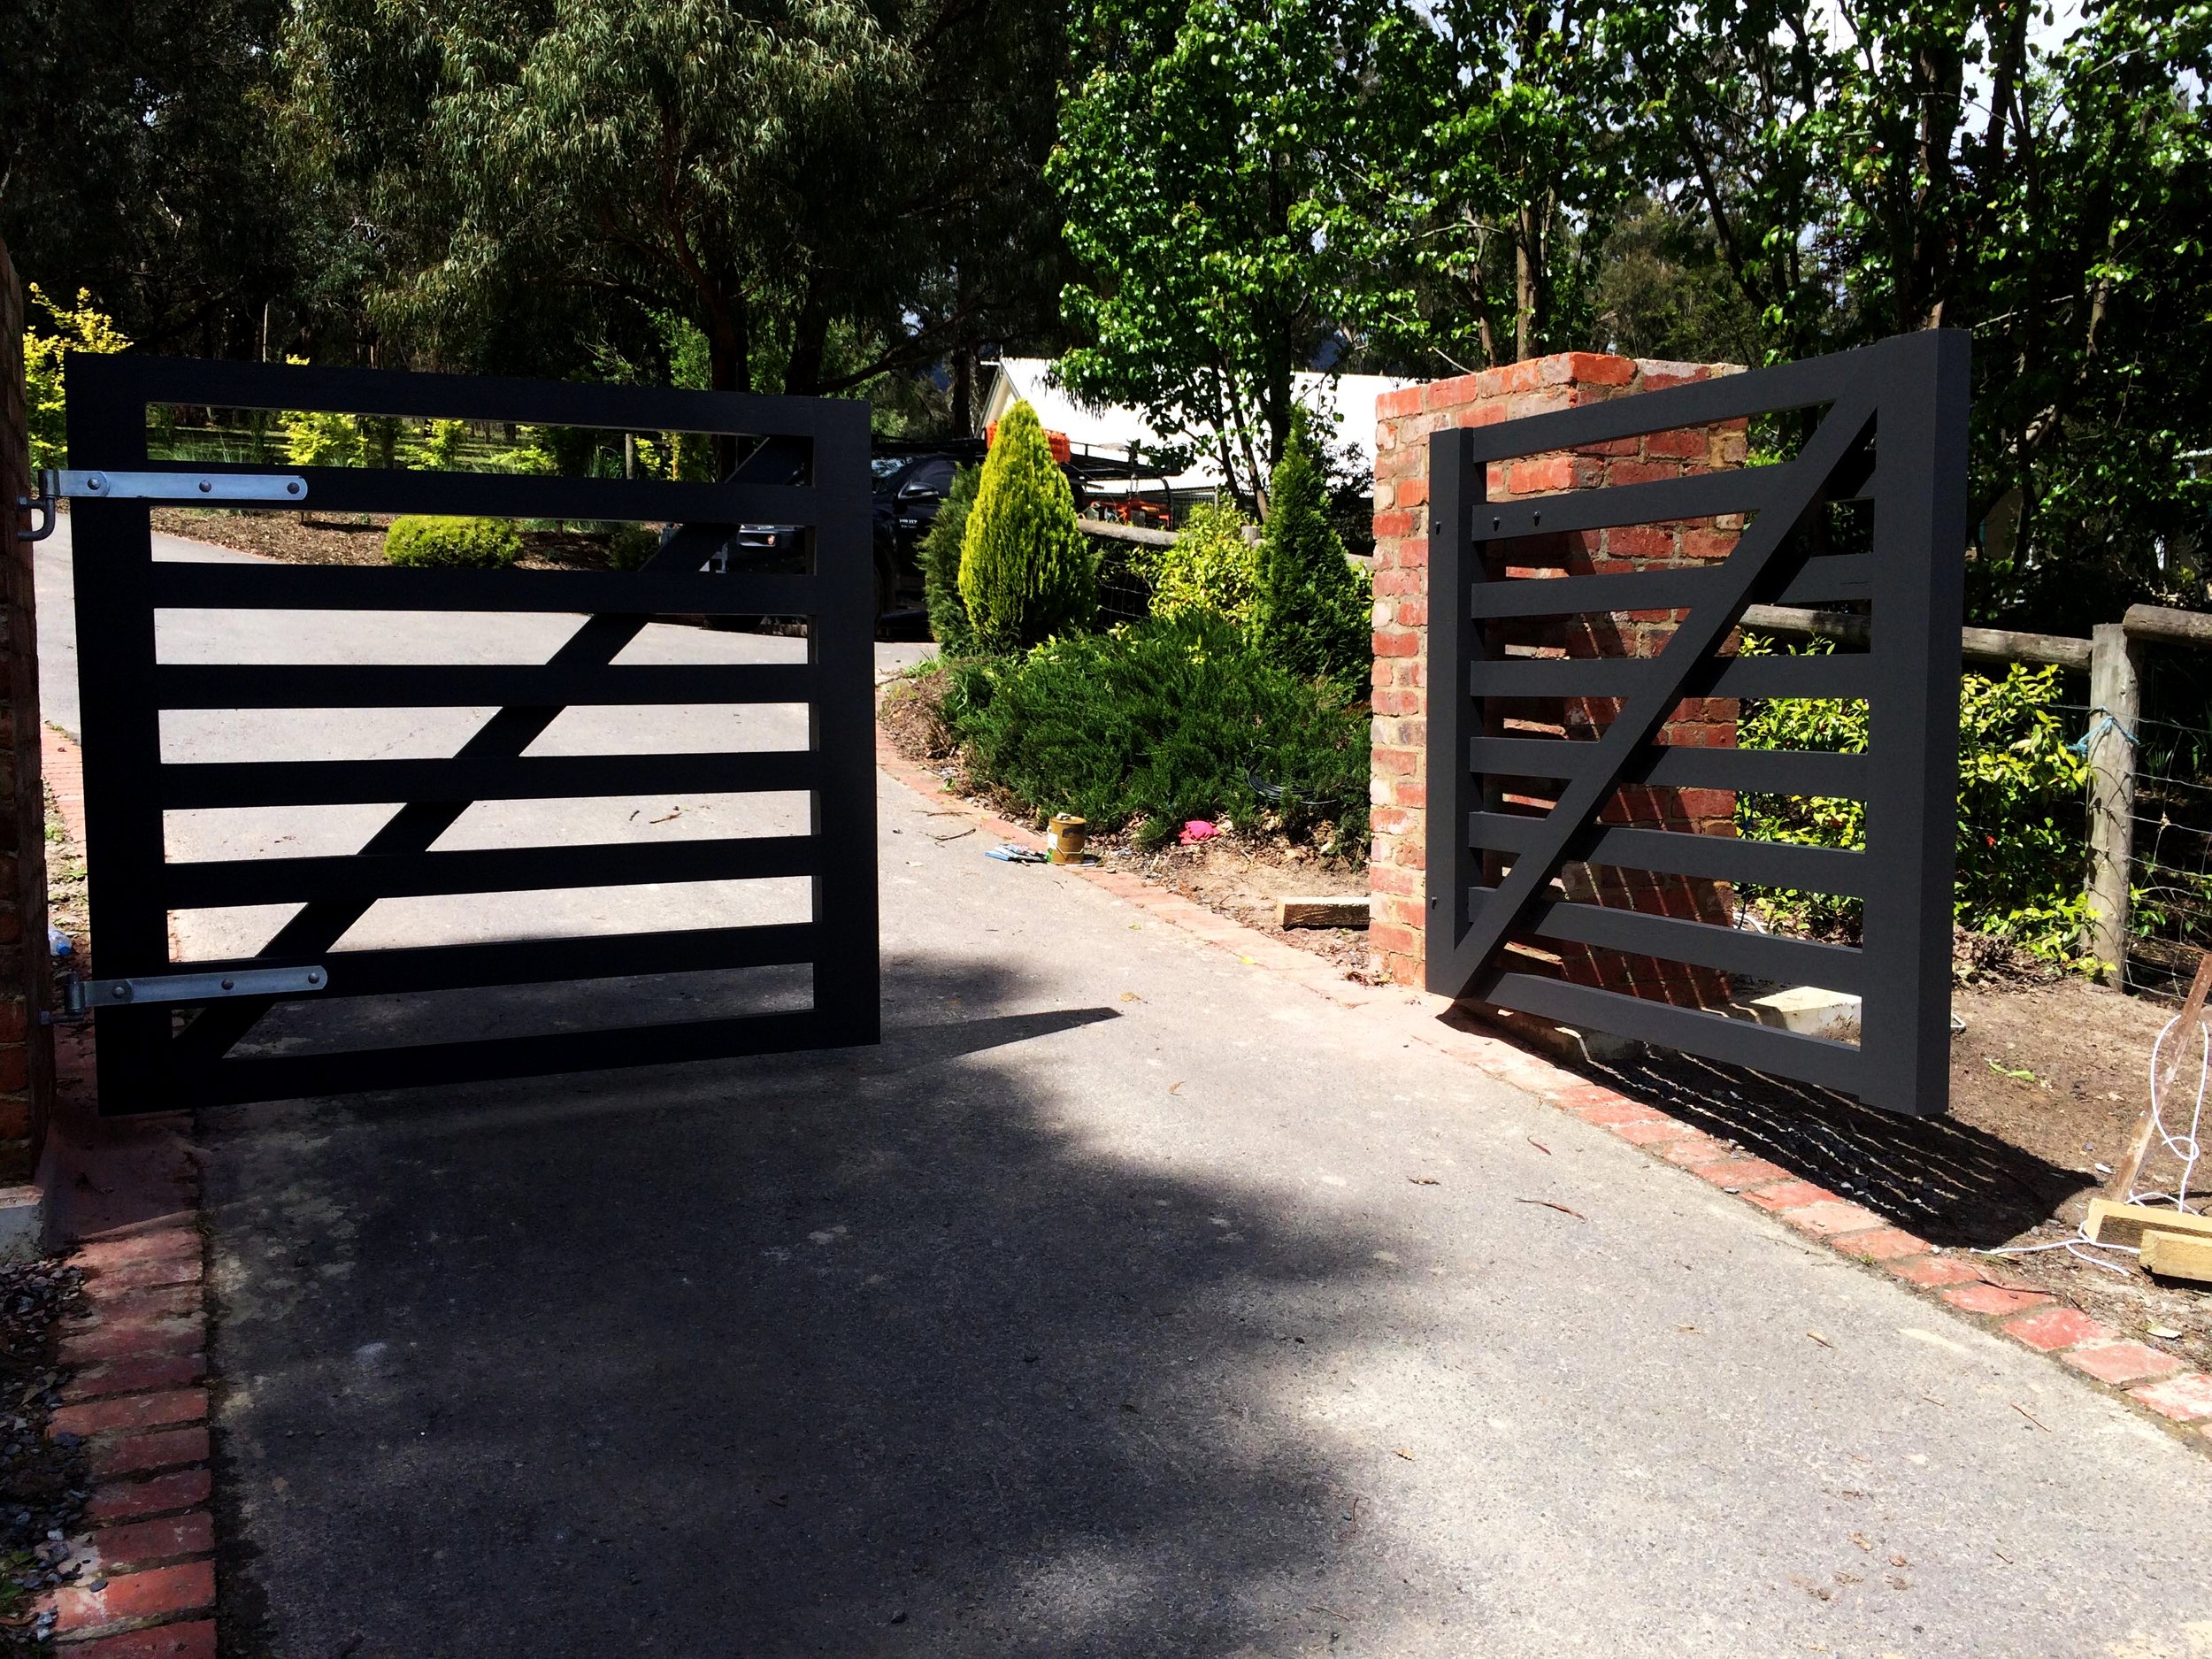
(384, 515, 523, 569)
(1142, 500, 1259, 626)
(22, 287, 130, 472)
(948, 611, 1368, 851)
(1737, 635, 2093, 963)
(607, 524, 662, 571)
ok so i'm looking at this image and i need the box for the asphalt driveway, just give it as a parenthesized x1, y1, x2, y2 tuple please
(35, 521, 2212, 1656)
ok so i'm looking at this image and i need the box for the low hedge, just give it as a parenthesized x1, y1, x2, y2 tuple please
(384, 515, 522, 569)
(945, 611, 1369, 851)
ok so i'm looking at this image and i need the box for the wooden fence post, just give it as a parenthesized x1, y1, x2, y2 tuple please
(2085, 621, 2141, 980)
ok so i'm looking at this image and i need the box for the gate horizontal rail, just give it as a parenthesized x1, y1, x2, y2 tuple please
(69, 352, 879, 1110)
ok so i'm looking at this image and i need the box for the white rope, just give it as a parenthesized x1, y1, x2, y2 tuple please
(1978, 999, 2206, 1272)
(2132, 1003, 2208, 1214)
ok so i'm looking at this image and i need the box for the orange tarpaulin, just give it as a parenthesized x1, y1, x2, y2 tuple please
(985, 420, 1072, 464)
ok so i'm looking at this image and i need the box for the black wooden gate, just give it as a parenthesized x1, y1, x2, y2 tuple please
(1426, 332, 1968, 1117)
(66, 356, 878, 1112)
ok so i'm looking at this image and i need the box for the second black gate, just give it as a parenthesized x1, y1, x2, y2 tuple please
(65, 355, 878, 1112)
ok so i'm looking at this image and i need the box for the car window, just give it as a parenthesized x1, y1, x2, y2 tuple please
(908, 458, 956, 495)
(869, 457, 907, 483)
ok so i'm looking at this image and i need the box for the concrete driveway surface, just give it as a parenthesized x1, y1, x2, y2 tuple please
(33, 523, 2212, 1656)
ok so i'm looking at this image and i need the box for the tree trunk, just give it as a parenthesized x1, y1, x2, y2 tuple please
(1514, 200, 1541, 361)
(783, 287, 832, 398)
(950, 344, 975, 437)
(706, 302, 750, 477)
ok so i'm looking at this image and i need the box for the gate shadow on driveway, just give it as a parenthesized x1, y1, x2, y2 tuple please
(203, 951, 1410, 1659)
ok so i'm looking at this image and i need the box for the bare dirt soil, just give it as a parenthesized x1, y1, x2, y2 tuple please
(149, 507, 618, 570)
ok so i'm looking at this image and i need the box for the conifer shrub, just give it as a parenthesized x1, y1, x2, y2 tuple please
(920, 463, 981, 653)
(958, 401, 1096, 650)
(384, 515, 523, 569)
(948, 611, 1368, 851)
(1250, 409, 1372, 688)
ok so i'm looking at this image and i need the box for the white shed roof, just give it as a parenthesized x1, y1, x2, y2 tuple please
(978, 357, 1417, 490)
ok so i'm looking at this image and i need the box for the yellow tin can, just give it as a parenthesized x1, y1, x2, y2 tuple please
(1047, 814, 1088, 864)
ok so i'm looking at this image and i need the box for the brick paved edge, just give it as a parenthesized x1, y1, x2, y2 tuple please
(43, 1223, 218, 1646)
(35, 727, 219, 1645)
(875, 724, 2212, 1456)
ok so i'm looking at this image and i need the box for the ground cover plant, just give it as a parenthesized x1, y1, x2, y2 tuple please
(940, 611, 1369, 852)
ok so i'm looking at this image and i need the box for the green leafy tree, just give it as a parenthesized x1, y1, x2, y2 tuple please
(0, 0, 295, 355)
(1622, 0, 2212, 630)
(1343, 0, 1636, 372)
(1250, 411, 1371, 686)
(921, 465, 982, 654)
(1053, 0, 1377, 496)
(280, 0, 1071, 410)
(958, 402, 1097, 651)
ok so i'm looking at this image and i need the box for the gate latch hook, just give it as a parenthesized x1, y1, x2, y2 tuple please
(16, 470, 58, 542)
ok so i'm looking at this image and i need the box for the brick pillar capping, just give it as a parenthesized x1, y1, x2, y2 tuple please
(1367, 349, 1748, 1004)
(0, 236, 56, 1184)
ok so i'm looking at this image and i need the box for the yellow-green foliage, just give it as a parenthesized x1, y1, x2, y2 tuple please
(384, 515, 522, 568)
(277, 357, 361, 467)
(958, 401, 1096, 650)
(403, 419, 474, 470)
(1143, 500, 1258, 624)
(22, 287, 130, 471)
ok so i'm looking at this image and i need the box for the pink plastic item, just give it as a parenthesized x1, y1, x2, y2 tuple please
(1179, 819, 1220, 845)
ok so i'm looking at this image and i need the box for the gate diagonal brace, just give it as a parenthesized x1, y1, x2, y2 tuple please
(169, 441, 805, 1077)
(1442, 391, 1874, 987)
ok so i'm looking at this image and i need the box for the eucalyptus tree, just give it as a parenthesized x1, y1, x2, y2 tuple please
(281, 0, 1067, 404)
(1625, 0, 2212, 624)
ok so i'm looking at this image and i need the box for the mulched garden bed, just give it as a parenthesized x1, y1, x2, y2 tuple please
(0, 1259, 88, 1652)
(149, 508, 618, 570)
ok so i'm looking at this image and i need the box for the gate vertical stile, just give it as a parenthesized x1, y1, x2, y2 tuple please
(65, 353, 882, 1111)
(1860, 330, 1970, 1111)
(808, 410, 880, 1048)
(67, 370, 174, 1111)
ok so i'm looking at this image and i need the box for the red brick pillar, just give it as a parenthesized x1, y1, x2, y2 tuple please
(1368, 352, 1747, 1007)
(0, 238, 56, 1184)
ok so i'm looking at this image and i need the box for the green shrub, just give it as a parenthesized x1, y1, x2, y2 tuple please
(22, 286, 130, 472)
(1736, 637, 2093, 963)
(958, 401, 1096, 650)
(1143, 500, 1259, 625)
(403, 419, 473, 470)
(384, 515, 523, 569)
(1251, 409, 1371, 688)
(606, 523, 661, 571)
(948, 611, 1368, 850)
(921, 464, 981, 653)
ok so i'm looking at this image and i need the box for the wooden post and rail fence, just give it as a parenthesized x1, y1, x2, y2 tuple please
(1077, 511, 2205, 981)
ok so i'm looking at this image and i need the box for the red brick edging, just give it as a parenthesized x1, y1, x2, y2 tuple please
(46, 1225, 217, 1654)
(875, 726, 2212, 1455)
